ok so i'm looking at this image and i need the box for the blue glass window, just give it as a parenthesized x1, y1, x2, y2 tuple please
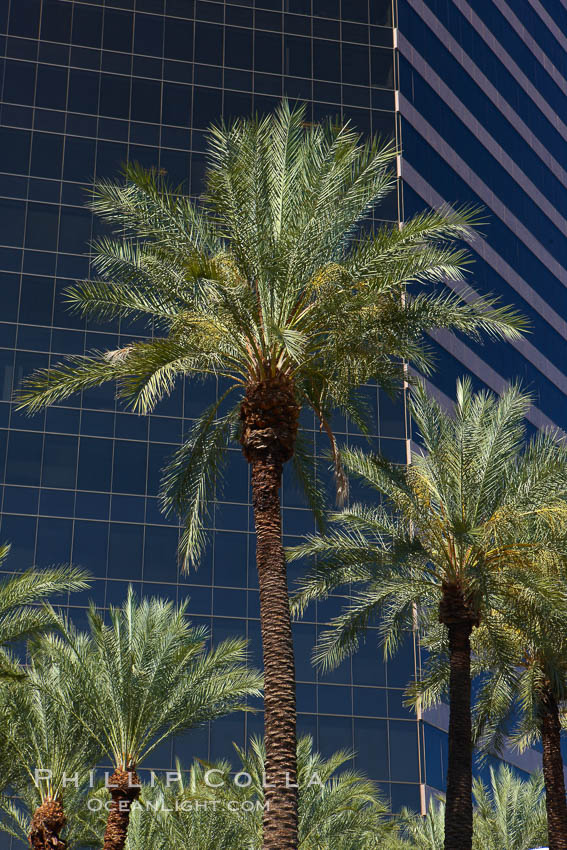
(42, 434, 78, 489)
(354, 717, 389, 779)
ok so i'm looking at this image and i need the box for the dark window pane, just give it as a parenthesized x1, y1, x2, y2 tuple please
(342, 43, 369, 86)
(77, 437, 113, 491)
(369, 1, 392, 26)
(313, 39, 340, 81)
(284, 35, 311, 77)
(0, 273, 19, 323)
(72, 4, 103, 48)
(0, 200, 26, 246)
(318, 714, 352, 758)
(42, 434, 78, 489)
(354, 717, 389, 779)
(59, 207, 92, 254)
(371, 47, 394, 88)
(19, 276, 55, 325)
(293, 622, 316, 681)
(166, 0, 196, 17)
(224, 27, 253, 69)
(6, 431, 43, 485)
(30, 133, 64, 179)
(134, 13, 164, 56)
(72, 520, 109, 573)
(314, 0, 339, 17)
(354, 686, 388, 717)
(25, 204, 59, 251)
(131, 78, 161, 123)
(100, 75, 131, 119)
(193, 87, 222, 129)
(144, 525, 179, 582)
(162, 83, 192, 126)
(254, 31, 282, 74)
(214, 531, 247, 588)
(195, 23, 223, 66)
(318, 683, 352, 715)
(63, 137, 96, 182)
(112, 440, 148, 495)
(36, 66, 69, 110)
(108, 522, 144, 579)
(388, 721, 419, 782)
(285, 0, 309, 11)
(164, 17, 194, 61)
(96, 141, 128, 178)
(36, 518, 72, 565)
(104, 10, 133, 52)
(3, 61, 36, 106)
(9, 0, 40, 38)
(0, 128, 31, 174)
(41, 0, 72, 42)
(68, 70, 100, 115)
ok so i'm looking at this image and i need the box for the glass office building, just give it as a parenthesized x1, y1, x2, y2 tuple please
(0, 0, 426, 818)
(397, 0, 567, 794)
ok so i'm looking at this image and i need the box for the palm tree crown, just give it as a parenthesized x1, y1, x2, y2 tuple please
(0, 642, 102, 850)
(42, 587, 261, 850)
(16, 102, 523, 565)
(116, 735, 393, 850)
(394, 766, 548, 850)
(0, 543, 88, 679)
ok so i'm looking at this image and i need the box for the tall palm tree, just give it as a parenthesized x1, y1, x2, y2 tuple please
(0, 643, 101, 850)
(16, 102, 525, 849)
(0, 543, 88, 679)
(393, 765, 548, 850)
(43, 588, 262, 850)
(290, 379, 567, 850)
(467, 562, 567, 850)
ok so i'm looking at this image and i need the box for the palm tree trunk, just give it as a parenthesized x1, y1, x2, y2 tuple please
(102, 767, 141, 850)
(440, 586, 474, 850)
(250, 453, 298, 850)
(29, 798, 66, 850)
(540, 687, 567, 850)
(241, 371, 299, 850)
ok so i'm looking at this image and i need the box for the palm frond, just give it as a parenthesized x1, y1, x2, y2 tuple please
(160, 392, 240, 569)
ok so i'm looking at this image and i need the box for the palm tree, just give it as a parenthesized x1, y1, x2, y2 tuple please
(42, 587, 261, 850)
(15, 102, 525, 849)
(0, 543, 88, 679)
(121, 736, 393, 850)
(0, 642, 102, 850)
(472, 766, 548, 850)
(394, 765, 548, 850)
(468, 562, 567, 850)
(290, 379, 567, 850)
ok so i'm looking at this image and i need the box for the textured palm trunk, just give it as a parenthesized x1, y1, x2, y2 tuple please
(241, 370, 300, 850)
(29, 797, 66, 850)
(439, 584, 476, 850)
(540, 687, 567, 850)
(102, 767, 141, 850)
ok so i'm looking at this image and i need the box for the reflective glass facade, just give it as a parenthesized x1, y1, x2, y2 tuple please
(398, 0, 567, 793)
(0, 0, 423, 815)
